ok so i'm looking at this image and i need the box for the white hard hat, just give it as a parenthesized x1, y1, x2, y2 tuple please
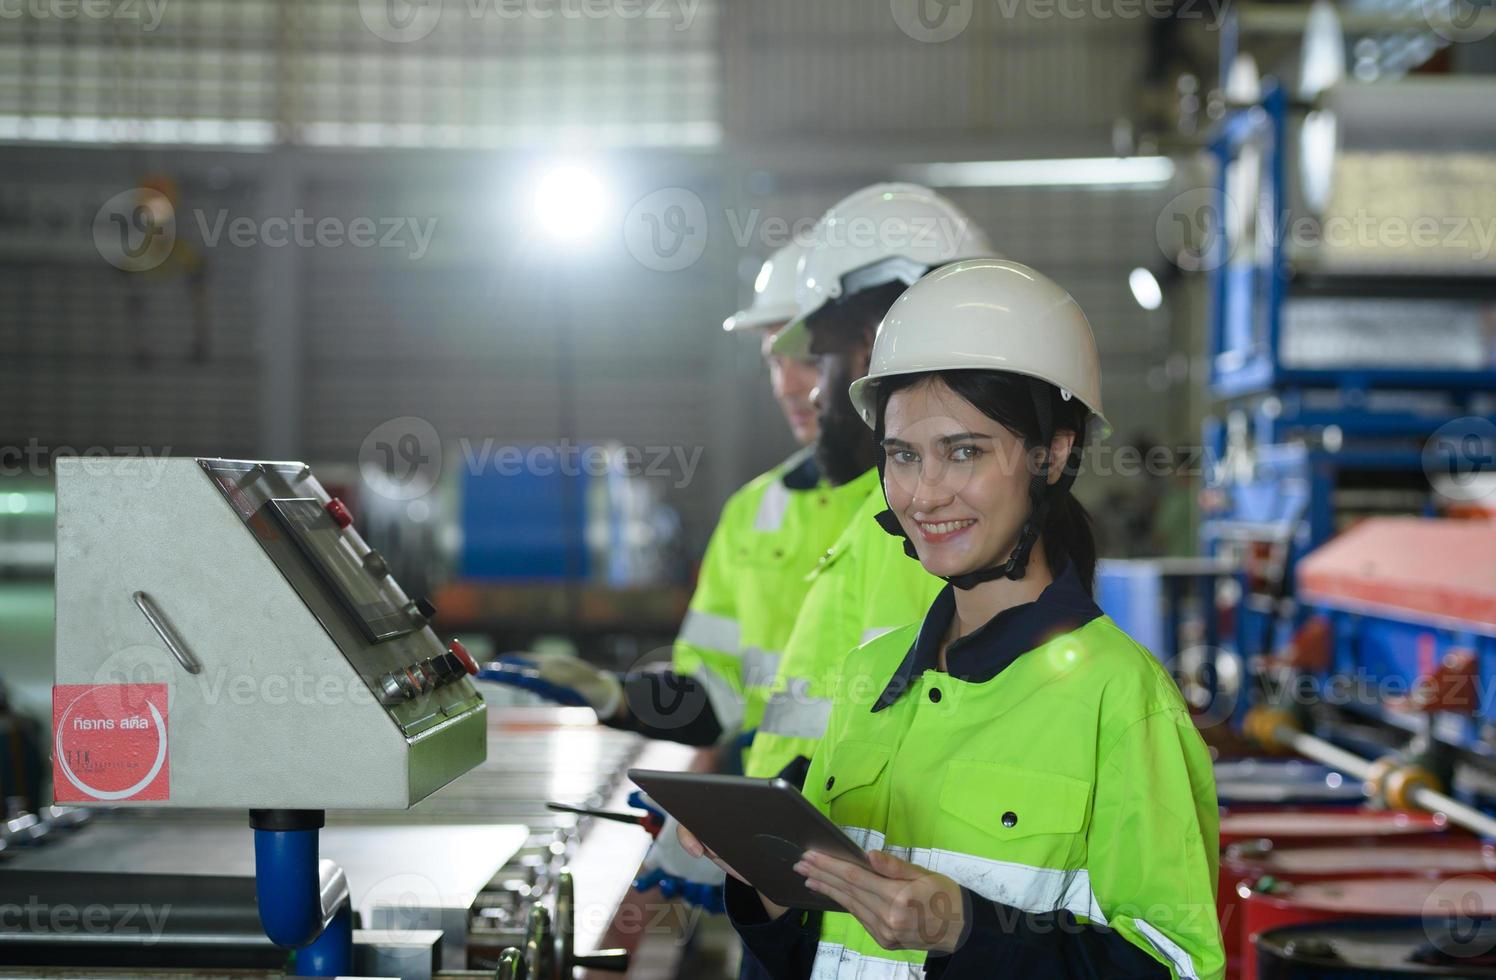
(771, 183, 997, 357)
(722, 241, 807, 332)
(848, 258, 1109, 435)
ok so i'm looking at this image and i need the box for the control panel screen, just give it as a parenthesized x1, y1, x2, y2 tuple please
(267, 498, 413, 643)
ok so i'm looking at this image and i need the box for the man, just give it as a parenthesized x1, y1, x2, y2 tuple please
(743, 184, 999, 782)
(486, 238, 877, 908)
(488, 240, 868, 752)
(494, 185, 996, 766)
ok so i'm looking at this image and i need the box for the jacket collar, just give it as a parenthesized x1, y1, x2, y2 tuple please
(781, 447, 822, 491)
(872, 560, 1101, 711)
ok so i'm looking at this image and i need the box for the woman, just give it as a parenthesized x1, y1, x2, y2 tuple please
(683, 258, 1224, 979)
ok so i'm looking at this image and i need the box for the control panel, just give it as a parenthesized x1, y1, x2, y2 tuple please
(53, 457, 486, 809)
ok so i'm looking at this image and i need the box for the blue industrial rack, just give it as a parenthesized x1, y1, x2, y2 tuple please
(1201, 77, 1496, 720)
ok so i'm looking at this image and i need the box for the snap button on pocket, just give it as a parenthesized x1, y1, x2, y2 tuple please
(928, 688, 942, 703)
(1002, 810, 1018, 828)
(826, 776, 836, 791)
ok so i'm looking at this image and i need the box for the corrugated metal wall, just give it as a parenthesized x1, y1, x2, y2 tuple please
(0, 0, 1178, 553)
(721, 0, 1147, 147)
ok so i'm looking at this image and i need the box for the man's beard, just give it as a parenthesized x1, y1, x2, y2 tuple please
(814, 357, 877, 486)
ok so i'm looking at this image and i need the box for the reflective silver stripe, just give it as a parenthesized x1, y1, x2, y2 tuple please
(861, 626, 895, 645)
(754, 480, 792, 532)
(811, 943, 923, 980)
(840, 826, 1107, 924)
(758, 678, 835, 740)
(678, 609, 741, 655)
(1135, 919, 1200, 980)
(691, 664, 746, 738)
(741, 647, 782, 690)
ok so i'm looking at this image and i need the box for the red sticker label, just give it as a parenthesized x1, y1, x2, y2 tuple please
(52, 684, 169, 802)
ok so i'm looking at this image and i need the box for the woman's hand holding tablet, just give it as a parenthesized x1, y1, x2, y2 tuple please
(627, 769, 871, 914)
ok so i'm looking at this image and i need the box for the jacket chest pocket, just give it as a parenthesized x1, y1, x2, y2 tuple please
(733, 531, 800, 570)
(937, 761, 1091, 860)
(816, 741, 891, 836)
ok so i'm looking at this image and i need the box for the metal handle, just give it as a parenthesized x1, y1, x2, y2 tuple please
(573, 950, 630, 972)
(1278, 726, 1496, 840)
(495, 948, 527, 980)
(133, 591, 203, 675)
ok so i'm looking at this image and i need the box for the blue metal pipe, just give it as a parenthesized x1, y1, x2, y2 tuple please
(252, 828, 324, 949)
(295, 904, 353, 976)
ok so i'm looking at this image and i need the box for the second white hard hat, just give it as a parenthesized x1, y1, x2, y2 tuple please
(848, 258, 1109, 435)
(772, 183, 997, 357)
(722, 241, 807, 332)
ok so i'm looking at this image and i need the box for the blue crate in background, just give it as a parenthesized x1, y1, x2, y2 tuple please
(458, 457, 591, 581)
(1096, 560, 1168, 658)
(452, 442, 680, 586)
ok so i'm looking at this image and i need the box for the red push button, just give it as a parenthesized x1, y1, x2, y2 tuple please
(325, 498, 354, 529)
(449, 638, 479, 676)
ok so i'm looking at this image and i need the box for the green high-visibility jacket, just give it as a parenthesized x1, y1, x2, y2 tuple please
(745, 483, 943, 779)
(672, 452, 875, 741)
(733, 569, 1224, 979)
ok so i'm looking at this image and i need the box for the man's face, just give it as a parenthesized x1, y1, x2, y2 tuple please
(760, 324, 819, 446)
(807, 317, 876, 485)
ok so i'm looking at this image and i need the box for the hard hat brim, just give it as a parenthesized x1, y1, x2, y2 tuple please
(849, 366, 1111, 439)
(768, 315, 815, 358)
(723, 302, 798, 333)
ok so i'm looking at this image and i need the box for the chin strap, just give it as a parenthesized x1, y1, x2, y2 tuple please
(875, 378, 1082, 591)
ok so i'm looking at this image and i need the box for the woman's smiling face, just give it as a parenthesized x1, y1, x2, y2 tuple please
(880, 377, 1040, 580)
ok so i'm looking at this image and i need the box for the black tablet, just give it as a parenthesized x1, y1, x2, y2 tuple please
(628, 768, 871, 913)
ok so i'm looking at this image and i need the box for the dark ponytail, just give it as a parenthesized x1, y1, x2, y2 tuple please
(1042, 491, 1097, 596)
(874, 369, 1099, 595)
